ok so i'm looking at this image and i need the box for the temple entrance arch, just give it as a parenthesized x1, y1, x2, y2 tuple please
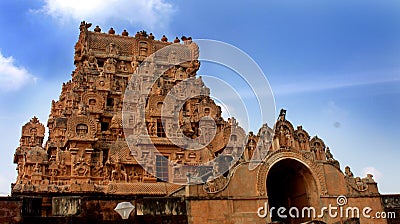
(267, 158, 319, 224)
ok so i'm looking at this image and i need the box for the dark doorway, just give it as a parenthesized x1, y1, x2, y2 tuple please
(267, 159, 317, 224)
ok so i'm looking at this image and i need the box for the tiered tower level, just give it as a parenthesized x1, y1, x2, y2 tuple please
(13, 21, 244, 195)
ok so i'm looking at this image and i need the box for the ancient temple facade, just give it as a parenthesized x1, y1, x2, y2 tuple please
(5, 21, 396, 224)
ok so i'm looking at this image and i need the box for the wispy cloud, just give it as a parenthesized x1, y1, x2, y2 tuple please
(322, 100, 349, 118)
(0, 51, 36, 92)
(273, 71, 400, 96)
(35, 0, 175, 30)
(362, 166, 382, 182)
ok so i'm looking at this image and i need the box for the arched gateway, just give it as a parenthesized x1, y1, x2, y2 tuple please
(267, 158, 319, 224)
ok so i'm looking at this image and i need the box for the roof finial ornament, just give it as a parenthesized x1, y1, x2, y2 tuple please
(139, 30, 148, 37)
(79, 21, 92, 32)
(161, 35, 168, 42)
(94, 25, 101, 33)
(148, 33, 155, 40)
(108, 27, 115, 35)
(174, 37, 180, 43)
(279, 109, 287, 121)
(31, 116, 40, 124)
(122, 29, 129, 36)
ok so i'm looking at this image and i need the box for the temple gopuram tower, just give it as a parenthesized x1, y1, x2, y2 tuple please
(6, 22, 393, 224)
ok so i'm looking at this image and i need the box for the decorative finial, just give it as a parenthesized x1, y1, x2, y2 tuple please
(325, 147, 334, 160)
(161, 35, 168, 42)
(79, 21, 91, 31)
(187, 37, 193, 44)
(122, 29, 129, 36)
(31, 116, 40, 124)
(94, 25, 101, 33)
(181, 36, 187, 41)
(108, 27, 115, 35)
(174, 37, 180, 43)
(148, 33, 155, 40)
(139, 30, 148, 37)
(279, 109, 287, 121)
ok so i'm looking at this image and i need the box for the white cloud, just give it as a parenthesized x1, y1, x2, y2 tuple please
(362, 166, 382, 182)
(0, 51, 36, 92)
(37, 0, 174, 30)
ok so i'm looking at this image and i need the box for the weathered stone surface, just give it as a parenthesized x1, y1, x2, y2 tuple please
(0, 197, 22, 224)
(52, 196, 81, 216)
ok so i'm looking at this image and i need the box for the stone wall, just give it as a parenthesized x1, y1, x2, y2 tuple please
(0, 195, 188, 224)
(0, 197, 22, 224)
(0, 194, 398, 223)
(382, 194, 400, 224)
(187, 198, 265, 224)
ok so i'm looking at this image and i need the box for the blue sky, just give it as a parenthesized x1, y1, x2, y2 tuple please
(0, 0, 399, 194)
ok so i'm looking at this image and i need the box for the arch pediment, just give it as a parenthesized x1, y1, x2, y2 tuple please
(256, 149, 328, 197)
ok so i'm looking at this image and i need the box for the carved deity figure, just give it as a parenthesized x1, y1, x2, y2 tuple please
(355, 177, 366, 191)
(173, 165, 184, 180)
(185, 38, 199, 60)
(146, 154, 155, 174)
(181, 116, 193, 136)
(86, 49, 98, 70)
(131, 56, 139, 73)
(186, 60, 200, 77)
(29, 135, 36, 147)
(50, 169, 57, 182)
(77, 103, 88, 115)
(175, 67, 186, 80)
(119, 61, 128, 72)
(205, 176, 216, 192)
(73, 157, 89, 176)
(104, 58, 117, 73)
(247, 140, 256, 158)
(345, 166, 354, 178)
(278, 126, 286, 148)
(147, 122, 157, 136)
(284, 129, 292, 148)
(104, 161, 112, 180)
(33, 163, 41, 174)
(92, 161, 103, 177)
(365, 174, 375, 183)
(106, 43, 119, 55)
(298, 133, 307, 150)
(58, 158, 67, 176)
(128, 167, 141, 182)
(111, 163, 127, 182)
(17, 162, 25, 181)
(325, 147, 334, 160)
(203, 175, 228, 194)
